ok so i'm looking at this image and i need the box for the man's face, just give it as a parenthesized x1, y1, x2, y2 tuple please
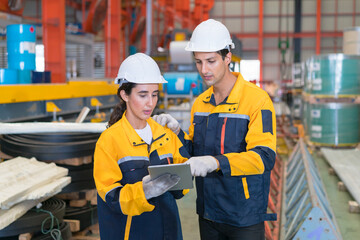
(194, 52, 230, 88)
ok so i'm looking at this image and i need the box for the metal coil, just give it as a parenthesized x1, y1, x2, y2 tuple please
(64, 205, 98, 231)
(59, 163, 95, 193)
(0, 133, 100, 161)
(0, 198, 66, 237)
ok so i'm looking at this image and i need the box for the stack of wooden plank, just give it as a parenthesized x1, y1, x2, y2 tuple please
(0, 157, 71, 230)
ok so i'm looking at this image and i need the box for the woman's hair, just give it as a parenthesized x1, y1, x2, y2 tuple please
(107, 82, 136, 128)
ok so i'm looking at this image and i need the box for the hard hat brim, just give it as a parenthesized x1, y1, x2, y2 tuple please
(114, 76, 167, 85)
(185, 42, 235, 52)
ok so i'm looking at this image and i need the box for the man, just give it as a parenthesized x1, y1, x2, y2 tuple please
(154, 19, 276, 240)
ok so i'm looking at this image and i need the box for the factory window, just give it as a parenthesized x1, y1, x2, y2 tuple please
(35, 44, 45, 72)
(240, 60, 260, 86)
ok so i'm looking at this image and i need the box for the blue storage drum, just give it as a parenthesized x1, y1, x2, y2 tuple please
(163, 72, 203, 95)
(31, 71, 51, 83)
(17, 70, 31, 84)
(6, 24, 36, 71)
(0, 69, 17, 84)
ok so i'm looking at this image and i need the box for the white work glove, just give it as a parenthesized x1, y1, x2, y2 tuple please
(142, 173, 180, 200)
(152, 114, 180, 134)
(186, 156, 219, 177)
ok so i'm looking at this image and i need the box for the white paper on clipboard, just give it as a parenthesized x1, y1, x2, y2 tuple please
(148, 163, 193, 191)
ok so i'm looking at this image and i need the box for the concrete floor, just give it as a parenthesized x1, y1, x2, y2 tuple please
(312, 152, 360, 240)
(177, 188, 200, 240)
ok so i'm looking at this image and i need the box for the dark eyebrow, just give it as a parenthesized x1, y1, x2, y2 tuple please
(194, 57, 215, 61)
(137, 90, 160, 94)
(137, 90, 149, 94)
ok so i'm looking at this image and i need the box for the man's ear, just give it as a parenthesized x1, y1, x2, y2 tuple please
(119, 89, 128, 102)
(224, 51, 232, 65)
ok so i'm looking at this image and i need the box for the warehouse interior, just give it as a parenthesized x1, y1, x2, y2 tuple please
(0, 0, 359, 239)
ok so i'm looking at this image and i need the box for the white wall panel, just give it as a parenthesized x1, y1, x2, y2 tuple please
(338, 16, 357, 31)
(321, 17, 335, 31)
(302, 0, 317, 14)
(264, 1, 280, 15)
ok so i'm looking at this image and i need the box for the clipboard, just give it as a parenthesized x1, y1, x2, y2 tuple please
(148, 163, 193, 191)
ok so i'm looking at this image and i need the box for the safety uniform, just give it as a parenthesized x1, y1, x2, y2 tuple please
(94, 114, 190, 240)
(178, 72, 277, 227)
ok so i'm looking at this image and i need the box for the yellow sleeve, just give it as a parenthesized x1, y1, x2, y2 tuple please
(94, 139, 154, 216)
(171, 131, 191, 164)
(119, 182, 155, 215)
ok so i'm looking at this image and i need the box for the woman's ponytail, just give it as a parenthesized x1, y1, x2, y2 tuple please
(107, 82, 136, 128)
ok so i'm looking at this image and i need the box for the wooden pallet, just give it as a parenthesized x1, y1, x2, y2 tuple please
(0, 150, 14, 160)
(302, 93, 360, 104)
(68, 223, 100, 240)
(349, 201, 360, 214)
(57, 189, 97, 206)
(305, 136, 358, 150)
(44, 155, 93, 166)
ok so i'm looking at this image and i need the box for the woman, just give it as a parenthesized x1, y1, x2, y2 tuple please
(94, 53, 190, 240)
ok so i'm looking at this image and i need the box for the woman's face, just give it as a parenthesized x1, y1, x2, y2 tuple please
(121, 84, 159, 129)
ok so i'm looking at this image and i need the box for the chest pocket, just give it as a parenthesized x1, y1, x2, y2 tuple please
(119, 158, 149, 185)
(192, 115, 207, 156)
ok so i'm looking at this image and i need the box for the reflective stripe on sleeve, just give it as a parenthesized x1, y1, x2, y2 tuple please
(117, 156, 149, 165)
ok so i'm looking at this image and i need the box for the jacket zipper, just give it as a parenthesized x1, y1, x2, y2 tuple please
(221, 117, 228, 154)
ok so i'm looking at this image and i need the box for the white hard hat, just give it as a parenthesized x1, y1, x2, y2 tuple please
(114, 53, 167, 85)
(185, 19, 235, 52)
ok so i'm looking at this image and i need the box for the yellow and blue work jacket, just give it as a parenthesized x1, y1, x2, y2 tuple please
(94, 114, 190, 240)
(178, 72, 277, 227)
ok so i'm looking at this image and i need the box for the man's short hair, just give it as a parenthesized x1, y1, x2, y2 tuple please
(217, 48, 230, 60)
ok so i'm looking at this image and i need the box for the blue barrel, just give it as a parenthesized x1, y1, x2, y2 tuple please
(31, 71, 51, 83)
(0, 69, 17, 84)
(17, 70, 31, 84)
(163, 72, 203, 95)
(7, 24, 36, 70)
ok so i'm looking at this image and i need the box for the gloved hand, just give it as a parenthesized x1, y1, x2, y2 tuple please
(152, 114, 180, 134)
(186, 156, 219, 177)
(142, 173, 180, 200)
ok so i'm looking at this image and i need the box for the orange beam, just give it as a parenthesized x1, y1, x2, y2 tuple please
(258, 0, 263, 86)
(353, 0, 356, 26)
(105, 0, 124, 78)
(192, 0, 206, 26)
(42, 0, 66, 83)
(316, 0, 321, 54)
(176, 0, 190, 28)
(140, 1, 147, 53)
(66, 0, 81, 10)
